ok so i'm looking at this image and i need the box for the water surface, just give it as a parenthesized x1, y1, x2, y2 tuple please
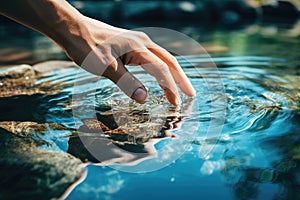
(1, 22, 300, 199)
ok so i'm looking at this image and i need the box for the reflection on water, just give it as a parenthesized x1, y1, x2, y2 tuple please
(0, 22, 300, 199)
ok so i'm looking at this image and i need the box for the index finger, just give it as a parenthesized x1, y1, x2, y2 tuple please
(148, 43, 196, 97)
(127, 49, 181, 105)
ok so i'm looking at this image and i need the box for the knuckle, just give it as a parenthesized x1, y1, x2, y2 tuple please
(134, 31, 150, 41)
(158, 63, 170, 74)
(169, 56, 178, 64)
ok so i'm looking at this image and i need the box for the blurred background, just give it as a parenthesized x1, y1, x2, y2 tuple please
(0, 0, 299, 66)
(1, 2, 300, 199)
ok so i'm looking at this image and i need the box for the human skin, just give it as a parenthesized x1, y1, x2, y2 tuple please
(0, 0, 196, 105)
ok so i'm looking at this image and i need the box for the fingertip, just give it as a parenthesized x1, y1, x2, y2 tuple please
(187, 87, 197, 97)
(175, 95, 182, 106)
(165, 92, 181, 106)
(132, 87, 148, 104)
(179, 80, 196, 97)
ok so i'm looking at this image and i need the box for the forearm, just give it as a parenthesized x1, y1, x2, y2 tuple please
(0, 0, 84, 51)
(0, 0, 196, 105)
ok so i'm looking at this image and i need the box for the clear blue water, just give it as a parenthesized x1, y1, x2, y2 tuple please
(65, 55, 299, 199)
(1, 22, 300, 199)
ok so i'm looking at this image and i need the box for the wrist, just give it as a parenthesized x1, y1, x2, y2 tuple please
(40, 0, 86, 51)
(56, 15, 124, 65)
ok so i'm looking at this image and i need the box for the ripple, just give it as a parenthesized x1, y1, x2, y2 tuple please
(1, 56, 298, 174)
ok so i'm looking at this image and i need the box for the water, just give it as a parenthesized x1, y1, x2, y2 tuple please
(1, 22, 300, 199)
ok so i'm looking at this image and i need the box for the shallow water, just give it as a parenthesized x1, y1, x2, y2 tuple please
(1, 22, 300, 199)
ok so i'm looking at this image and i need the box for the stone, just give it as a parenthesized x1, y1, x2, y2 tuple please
(0, 127, 84, 200)
(0, 64, 35, 86)
(0, 64, 40, 98)
(0, 121, 75, 138)
(0, 61, 76, 98)
(33, 60, 78, 75)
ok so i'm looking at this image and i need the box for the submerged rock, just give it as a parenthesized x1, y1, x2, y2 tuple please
(0, 61, 77, 98)
(78, 118, 150, 144)
(0, 121, 73, 138)
(0, 127, 84, 200)
(67, 109, 183, 163)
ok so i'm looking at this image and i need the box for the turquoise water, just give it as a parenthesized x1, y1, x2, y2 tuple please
(1, 22, 300, 199)
(66, 57, 299, 199)
(68, 24, 300, 199)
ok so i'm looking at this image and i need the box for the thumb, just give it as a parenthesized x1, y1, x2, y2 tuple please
(117, 72, 148, 103)
(105, 58, 148, 103)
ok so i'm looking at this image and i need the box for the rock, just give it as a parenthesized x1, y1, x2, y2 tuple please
(33, 60, 78, 75)
(78, 118, 145, 143)
(0, 86, 45, 98)
(0, 121, 75, 138)
(0, 64, 41, 98)
(0, 64, 35, 86)
(77, 107, 182, 144)
(0, 61, 75, 98)
(0, 127, 84, 200)
(80, 118, 123, 134)
(67, 109, 182, 163)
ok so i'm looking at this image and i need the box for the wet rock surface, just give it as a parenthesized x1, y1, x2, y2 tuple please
(0, 64, 39, 98)
(0, 62, 73, 98)
(32, 60, 78, 75)
(0, 121, 74, 137)
(0, 127, 84, 200)
(0, 62, 84, 199)
(0, 112, 179, 198)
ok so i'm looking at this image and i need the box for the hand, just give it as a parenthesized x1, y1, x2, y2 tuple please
(63, 16, 196, 105)
(0, 0, 196, 105)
